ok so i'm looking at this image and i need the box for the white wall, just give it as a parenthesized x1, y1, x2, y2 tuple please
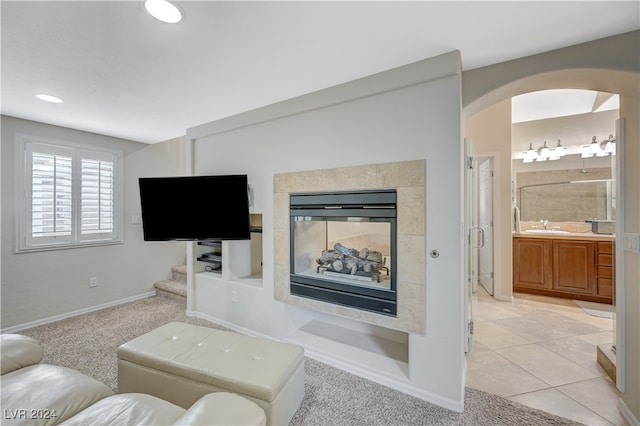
(1, 116, 186, 330)
(187, 52, 467, 410)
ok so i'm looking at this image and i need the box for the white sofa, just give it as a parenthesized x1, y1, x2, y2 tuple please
(0, 334, 266, 426)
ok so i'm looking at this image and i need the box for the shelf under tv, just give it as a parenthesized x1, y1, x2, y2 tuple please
(197, 254, 222, 263)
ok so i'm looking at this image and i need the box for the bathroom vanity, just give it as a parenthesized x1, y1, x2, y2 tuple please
(513, 233, 614, 304)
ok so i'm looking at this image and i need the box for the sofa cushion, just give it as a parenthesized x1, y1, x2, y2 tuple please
(1, 334, 44, 375)
(1, 364, 113, 425)
(59, 393, 185, 425)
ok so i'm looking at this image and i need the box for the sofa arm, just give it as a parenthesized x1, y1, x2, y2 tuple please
(173, 392, 266, 426)
(1, 334, 44, 375)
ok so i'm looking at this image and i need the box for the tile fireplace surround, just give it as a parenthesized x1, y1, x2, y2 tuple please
(274, 159, 426, 334)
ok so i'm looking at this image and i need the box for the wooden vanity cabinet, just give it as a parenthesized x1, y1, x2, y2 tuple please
(513, 238, 552, 290)
(596, 241, 614, 299)
(552, 239, 596, 296)
(513, 236, 613, 304)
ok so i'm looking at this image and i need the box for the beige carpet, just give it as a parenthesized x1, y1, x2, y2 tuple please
(19, 295, 584, 425)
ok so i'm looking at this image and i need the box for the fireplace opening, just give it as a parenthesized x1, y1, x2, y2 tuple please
(289, 189, 397, 316)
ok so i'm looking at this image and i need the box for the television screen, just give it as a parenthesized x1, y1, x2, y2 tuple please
(139, 175, 250, 241)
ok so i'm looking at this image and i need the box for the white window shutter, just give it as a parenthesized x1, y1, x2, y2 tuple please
(79, 151, 116, 241)
(26, 142, 74, 246)
(17, 135, 123, 251)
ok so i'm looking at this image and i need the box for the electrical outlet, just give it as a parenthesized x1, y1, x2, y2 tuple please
(231, 290, 238, 303)
(89, 277, 98, 287)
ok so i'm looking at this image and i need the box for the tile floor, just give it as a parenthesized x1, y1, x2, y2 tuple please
(466, 286, 627, 426)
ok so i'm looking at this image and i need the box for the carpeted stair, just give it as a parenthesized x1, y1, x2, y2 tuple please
(153, 265, 187, 300)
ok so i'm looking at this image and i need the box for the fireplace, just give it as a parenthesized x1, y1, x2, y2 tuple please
(289, 189, 397, 316)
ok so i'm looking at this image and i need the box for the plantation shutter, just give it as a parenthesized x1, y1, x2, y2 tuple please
(26, 142, 74, 246)
(79, 150, 117, 240)
(18, 135, 122, 251)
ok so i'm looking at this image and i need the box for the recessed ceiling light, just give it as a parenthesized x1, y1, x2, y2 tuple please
(144, 0, 182, 24)
(36, 94, 63, 103)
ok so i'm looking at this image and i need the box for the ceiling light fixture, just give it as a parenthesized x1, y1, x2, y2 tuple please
(36, 94, 63, 103)
(144, 0, 182, 24)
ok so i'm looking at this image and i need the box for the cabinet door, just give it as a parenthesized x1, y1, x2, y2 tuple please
(513, 238, 552, 290)
(552, 240, 595, 295)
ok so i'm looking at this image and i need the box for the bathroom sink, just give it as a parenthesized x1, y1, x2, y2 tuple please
(524, 229, 570, 234)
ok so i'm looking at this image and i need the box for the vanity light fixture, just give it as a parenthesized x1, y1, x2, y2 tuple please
(581, 135, 616, 158)
(144, 0, 182, 24)
(581, 136, 599, 158)
(523, 143, 537, 163)
(537, 141, 551, 161)
(553, 139, 566, 157)
(522, 136, 613, 163)
(36, 94, 63, 103)
(601, 134, 616, 155)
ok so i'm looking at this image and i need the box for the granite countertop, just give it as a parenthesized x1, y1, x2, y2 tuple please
(513, 231, 615, 241)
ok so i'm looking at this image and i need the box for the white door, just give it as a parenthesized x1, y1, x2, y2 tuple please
(478, 158, 494, 295)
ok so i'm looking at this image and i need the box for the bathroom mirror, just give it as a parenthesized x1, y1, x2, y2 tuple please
(516, 167, 615, 222)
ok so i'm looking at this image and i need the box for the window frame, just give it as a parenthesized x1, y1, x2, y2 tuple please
(15, 134, 124, 252)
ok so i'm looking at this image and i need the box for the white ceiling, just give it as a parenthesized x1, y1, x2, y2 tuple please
(512, 90, 619, 124)
(2, 1, 638, 144)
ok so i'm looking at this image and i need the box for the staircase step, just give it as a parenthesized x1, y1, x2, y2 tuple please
(171, 265, 187, 283)
(154, 279, 186, 300)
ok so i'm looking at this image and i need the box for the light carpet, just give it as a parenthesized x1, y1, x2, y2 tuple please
(19, 295, 584, 425)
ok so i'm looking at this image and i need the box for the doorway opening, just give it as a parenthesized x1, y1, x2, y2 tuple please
(465, 88, 623, 424)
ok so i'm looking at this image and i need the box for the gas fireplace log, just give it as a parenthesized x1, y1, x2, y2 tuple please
(316, 243, 384, 276)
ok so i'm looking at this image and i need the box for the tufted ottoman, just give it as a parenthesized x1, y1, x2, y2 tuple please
(117, 322, 304, 426)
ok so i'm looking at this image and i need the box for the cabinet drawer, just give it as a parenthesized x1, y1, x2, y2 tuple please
(598, 266, 613, 279)
(598, 241, 613, 254)
(597, 278, 613, 298)
(598, 253, 613, 267)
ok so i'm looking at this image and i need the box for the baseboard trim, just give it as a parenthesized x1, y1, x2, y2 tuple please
(1, 291, 156, 334)
(618, 398, 639, 426)
(185, 309, 275, 341)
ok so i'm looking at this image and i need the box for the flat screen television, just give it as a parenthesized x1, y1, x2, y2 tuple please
(139, 175, 251, 241)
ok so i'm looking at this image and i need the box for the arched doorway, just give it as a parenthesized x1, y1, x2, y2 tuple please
(466, 87, 622, 424)
(463, 59, 638, 424)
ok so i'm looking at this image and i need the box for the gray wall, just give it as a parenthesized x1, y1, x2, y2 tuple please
(187, 52, 467, 410)
(1, 116, 186, 329)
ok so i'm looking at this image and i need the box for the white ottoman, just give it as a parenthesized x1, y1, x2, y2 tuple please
(117, 322, 304, 426)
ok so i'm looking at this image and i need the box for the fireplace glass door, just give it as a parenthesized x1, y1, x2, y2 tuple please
(289, 190, 397, 316)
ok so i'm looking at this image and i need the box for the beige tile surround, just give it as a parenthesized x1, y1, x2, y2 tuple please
(273, 160, 426, 334)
